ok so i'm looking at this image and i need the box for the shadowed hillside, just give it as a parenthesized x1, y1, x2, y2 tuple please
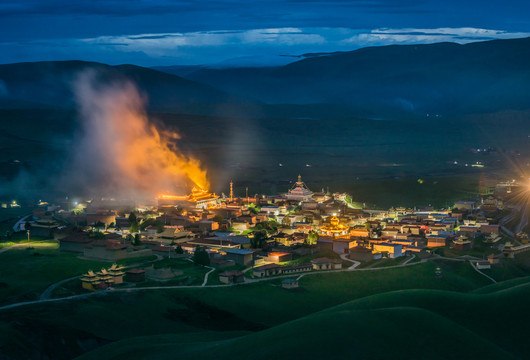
(0, 61, 250, 111)
(173, 37, 530, 117)
(76, 281, 530, 360)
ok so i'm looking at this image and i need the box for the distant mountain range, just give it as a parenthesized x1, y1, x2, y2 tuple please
(2, 39, 530, 201)
(155, 37, 530, 117)
(0, 61, 250, 111)
(0, 37, 529, 118)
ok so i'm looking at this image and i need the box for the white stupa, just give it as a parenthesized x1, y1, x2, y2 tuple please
(285, 175, 313, 201)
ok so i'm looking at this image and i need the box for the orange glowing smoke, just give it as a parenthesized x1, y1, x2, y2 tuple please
(73, 71, 209, 198)
(157, 194, 188, 200)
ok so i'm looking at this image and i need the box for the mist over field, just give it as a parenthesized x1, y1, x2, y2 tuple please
(0, 37, 529, 206)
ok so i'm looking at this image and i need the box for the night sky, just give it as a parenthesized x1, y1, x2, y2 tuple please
(1, 0, 529, 66)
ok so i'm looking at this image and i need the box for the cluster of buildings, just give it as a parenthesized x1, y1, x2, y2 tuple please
(80, 264, 125, 290)
(16, 175, 524, 289)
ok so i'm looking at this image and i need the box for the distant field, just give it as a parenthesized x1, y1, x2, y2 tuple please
(0, 108, 525, 208)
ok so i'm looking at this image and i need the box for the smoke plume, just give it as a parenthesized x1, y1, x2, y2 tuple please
(67, 70, 209, 200)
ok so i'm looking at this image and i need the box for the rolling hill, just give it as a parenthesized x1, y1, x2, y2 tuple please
(76, 280, 530, 360)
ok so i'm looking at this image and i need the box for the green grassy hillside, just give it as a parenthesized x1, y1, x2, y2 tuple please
(77, 282, 530, 360)
(0, 260, 511, 359)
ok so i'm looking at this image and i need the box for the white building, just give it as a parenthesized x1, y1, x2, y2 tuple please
(285, 175, 313, 202)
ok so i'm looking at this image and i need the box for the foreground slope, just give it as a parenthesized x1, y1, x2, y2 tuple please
(77, 279, 530, 360)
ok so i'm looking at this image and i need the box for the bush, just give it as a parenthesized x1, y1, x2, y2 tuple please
(192, 246, 210, 266)
(176, 245, 184, 254)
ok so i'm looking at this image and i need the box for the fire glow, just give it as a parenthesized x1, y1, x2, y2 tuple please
(73, 71, 209, 199)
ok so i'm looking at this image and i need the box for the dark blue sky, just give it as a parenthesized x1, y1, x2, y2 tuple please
(1, 0, 529, 66)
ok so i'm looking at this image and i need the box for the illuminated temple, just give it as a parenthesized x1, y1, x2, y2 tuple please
(158, 187, 219, 209)
(320, 215, 351, 238)
(285, 175, 314, 201)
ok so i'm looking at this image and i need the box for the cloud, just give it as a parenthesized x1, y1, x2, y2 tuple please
(83, 28, 326, 52)
(76, 26, 529, 64)
(0, 26, 528, 66)
(342, 27, 530, 45)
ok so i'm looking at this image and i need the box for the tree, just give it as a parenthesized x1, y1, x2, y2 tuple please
(176, 245, 184, 254)
(253, 220, 279, 235)
(94, 221, 106, 231)
(192, 246, 210, 266)
(129, 221, 139, 234)
(251, 230, 268, 249)
(212, 214, 224, 225)
(247, 203, 260, 214)
(282, 216, 292, 227)
(133, 233, 141, 246)
(128, 212, 137, 224)
(306, 230, 318, 246)
(128, 212, 139, 233)
(89, 230, 106, 240)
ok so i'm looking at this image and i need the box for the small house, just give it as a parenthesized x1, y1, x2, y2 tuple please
(219, 270, 245, 284)
(126, 268, 146, 282)
(282, 278, 299, 289)
(349, 245, 374, 262)
(253, 264, 282, 277)
(268, 252, 292, 263)
(487, 254, 500, 265)
(311, 257, 342, 270)
(225, 249, 254, 265)
(475, 260, 491, 270)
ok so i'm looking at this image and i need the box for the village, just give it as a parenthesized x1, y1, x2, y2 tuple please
(4, 175, 530, 293)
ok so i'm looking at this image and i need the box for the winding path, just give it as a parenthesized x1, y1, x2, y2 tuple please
(401, 254, 416, 265)
(469, 260, 497, 284)
(1, 248, 496, 312)
(0, 256, 432, 312)
(201, 266, 216, 287)
(340, 253, 361, 270)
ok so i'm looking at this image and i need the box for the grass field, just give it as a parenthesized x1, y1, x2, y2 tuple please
(76, 278, 530, 360)
(144, 258, 210, 286)
(51, 256, 209, 298)
(480, 251, 530, 282)
(0, 244, 112, 305)
(437, 237, 502, 258)
(0, 252, 527, 359)
(281, 249, 341, 266)
(0, 243, 158, 305)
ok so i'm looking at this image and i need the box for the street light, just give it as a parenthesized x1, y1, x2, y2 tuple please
(27, 230, 30, 242)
